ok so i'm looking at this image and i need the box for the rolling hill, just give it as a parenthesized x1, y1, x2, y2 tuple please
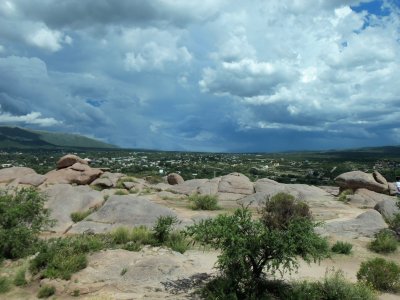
(0, 126, 117, 149)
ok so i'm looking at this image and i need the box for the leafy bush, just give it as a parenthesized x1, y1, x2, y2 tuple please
(331, 241, 353, 255)
(368, 230, 398, 253)
(0, 276, 11, 294)
(189, 194, 219, 210)
(338, 189, 353, 203)
(13, 268, 27, 286)
(30, 235, 111, 280)
(261, 192, 312, 230)
(283, 270, 376, 300)
(0, 188, 54, 259)
(166, 231, 189, 254)
(357, 257, 400, 292)
(153, 215, 179, 244)
(37, 285, 56, 298)
(70, 210, 93, 223)
(186, 197, 328, 298)
(130, 226, 155, 245)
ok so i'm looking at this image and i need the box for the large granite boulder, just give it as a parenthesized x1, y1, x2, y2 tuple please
(45, 164, 102, 185)
(375, 199, 400, 221)
(197, 177, 221, 195)
(0, 167, 37, 183)
(44, 184, 104, 233)
(347, 188, 395, 208)
(17, 173, 47, 187)
(167, 173, 184, 185)
(335, 171, 389, 194)
(218, 173, 254, 195)
(69, 195, 179, 234)
(57, 154, 88, 169)
(167, 179, 208, 195)
(318, 210, 388, 238)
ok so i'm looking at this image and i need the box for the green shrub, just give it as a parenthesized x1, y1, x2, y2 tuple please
(166, 231, 189, 254)
(0, 188, 54, 259)
(70, 210, 92, 223)
(357, 257, 400, 292)
(338, 189, 353, 203)
(331, 241, 353, 255)
(261, 192, 312, 230)
(153, 215, 179, 244)
(130, 226, 155, 245)
(114, 189, 128, 195)
(122, 241, 142, 252)
(189, 194, 219, 210)
(111, 227, 131, 244)
(37, 285, 55, 298)
(186, 199, 328, 299)
(368, 230, 398, 253)
(13, 268, 27, 286)
(0, 276, 11, 294)
(284, 271, 376, 300)
(30, 235, 111, 280)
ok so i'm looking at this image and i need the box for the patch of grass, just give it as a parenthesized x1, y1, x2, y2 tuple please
(13, 268, 27, 286)
(129, 188, 139, 194)
(130, 226, 155, 245)
(166, 231, 189, 254)
(122, 241, 142, 252)
(103, 194, 110, 201)
(37, 285, 56, 298)
(331, 241, 353, 255)
(357, 257, 400, 292)
(70, 209, 93, 223)
(114, 189, 128, 195)
(29, 235, 113, 280)
(0, 276, 11, 294)
(189, 194, 219, 210)
(139, 187, 157, 195)
(111, 227, 131, 244)
(120, 267, 127, 276)
(338, 189, 354, 203)
(72, 289, 80, 297)
(153, 216, 179, 244)
(369, 230, 398, 253)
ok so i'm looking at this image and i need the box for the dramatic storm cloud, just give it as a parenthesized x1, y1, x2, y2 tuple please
(0, 0, 399, 152)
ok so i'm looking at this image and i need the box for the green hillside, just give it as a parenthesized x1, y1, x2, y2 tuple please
(0, 126, 117, 149)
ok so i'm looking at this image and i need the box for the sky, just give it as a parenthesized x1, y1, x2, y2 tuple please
(0, 0, 399, 152)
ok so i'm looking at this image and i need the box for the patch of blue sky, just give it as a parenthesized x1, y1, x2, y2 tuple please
(86, 99, 105, 107)
(351, 0, 391, 16)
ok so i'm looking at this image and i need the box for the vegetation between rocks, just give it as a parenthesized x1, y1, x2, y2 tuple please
(37, 285, 56, 298)
(189, 194, 220, 210)
(331, 241, 353, 255)
(368, 229, 398, 253)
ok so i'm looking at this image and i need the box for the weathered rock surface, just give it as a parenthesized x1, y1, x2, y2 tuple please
(10, 173, 47, 187)
(375, 199, 400, 221)
(0, 167, 37, 183)
(90, 177, 114, 188)
(318, 210, 388, 238)
(69, 195, 178, 234)
(347, 188, 395, 208)
(167, 179, 208, 195)
(45, 165, 102, 185)
(218, 173, 254, 195)
(44, 184, 104, 233)
(167, 173, 184, 185)
(57, 154, 88, 169)
(197, 177, 221, 195)
(335, 171, 389, 194)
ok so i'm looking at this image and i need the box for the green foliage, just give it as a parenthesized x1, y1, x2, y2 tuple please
(37, 285, 56, 298)
(189, 194, 219, 210)
(111, 227, 131, 244)
(13, 268, 27, 286)
(70, 210, 93, 223)
(368, 230, 398, 253)
(283, 270, 376, 300)
(0, 276, 11, 294)
(186, 198, 328, 298)
(261, 192, 312, 230)
(120, 267, 128, 276)
(122, 241, 142, 252)
(0, 188, 54, 259)
(338, 189, 353, 203)
(153, 215, 179, 244)
(145, 175, 163, 184)
(30, 235, 112, 280)
(357, 257, 400, 292)
(331, 241, 353, 255)
(114, 189, 128, 195)
(166, 231, 189, 254)
(130, 226, 155, 245)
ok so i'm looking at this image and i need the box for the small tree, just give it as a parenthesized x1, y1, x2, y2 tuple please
(0, 188, 54, 259)
(186, 193, 328, 298)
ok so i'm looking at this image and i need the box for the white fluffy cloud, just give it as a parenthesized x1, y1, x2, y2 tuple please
(0, 109, 60, 126)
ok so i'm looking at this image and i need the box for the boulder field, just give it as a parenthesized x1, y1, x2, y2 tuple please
(0, 154, 399, 299)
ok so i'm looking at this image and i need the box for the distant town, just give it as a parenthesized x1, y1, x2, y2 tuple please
(1, 148, 399, 185)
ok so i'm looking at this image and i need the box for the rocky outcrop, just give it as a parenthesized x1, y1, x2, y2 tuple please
(335, 171, 389, 194)
(0, 167, 37, 183)
(57, 154, 88, 169)
(347, 188, 395, 208)
(318, 210, 387, 238)
(44, 184, 104, 233)
(218, 173, 254, 195)
(167, 173, 184, 185)
(375, 199, 400, 221)
(69, 195, 179, 234)
(17, 173, 47, 187)
(167, 179, 208, 195)
(45, 164, 103, 185)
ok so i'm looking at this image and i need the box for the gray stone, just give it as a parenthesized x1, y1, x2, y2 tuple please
(348, 188, 395, 208)
(57, 154, 88, 169)
(218, 173, 254, 195)
(91, 177, 114, 188)
(167, 173, 184, 185)
(375, 199, 400, 221)
(0, 167, 37, 183)
(167, 179, 208, 195)
(12, 173, 47, 187)
(45, 166, 103, 185)
(197, 177, 221, 195)
(335, 171, 389, 194)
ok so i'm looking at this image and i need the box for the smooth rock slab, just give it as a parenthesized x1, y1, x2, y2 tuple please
(0, 167, 37, 183)
(335, 171, 389, 194)
(218, 173, 254, 195)
(375, 199, 400, 221)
